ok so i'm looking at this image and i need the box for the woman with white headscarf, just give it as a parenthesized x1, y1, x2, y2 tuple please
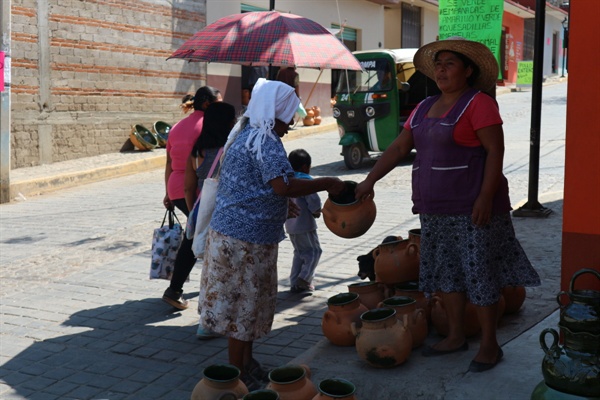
(198, 79, 345, 390)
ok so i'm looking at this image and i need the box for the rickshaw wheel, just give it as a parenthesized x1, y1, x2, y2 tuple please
(343, 143, 367, 169)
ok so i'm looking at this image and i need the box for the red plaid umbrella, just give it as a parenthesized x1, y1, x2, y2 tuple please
(168, 11, 362, 70)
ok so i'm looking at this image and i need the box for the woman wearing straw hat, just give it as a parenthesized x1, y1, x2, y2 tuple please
(355, 37, 540, 372)
(198, 78, 345, 389)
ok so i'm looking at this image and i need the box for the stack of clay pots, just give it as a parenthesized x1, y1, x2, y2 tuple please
(532, 268, 600, 399)
(303, 106, 322, 126)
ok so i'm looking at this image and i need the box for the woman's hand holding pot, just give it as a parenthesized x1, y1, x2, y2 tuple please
(355, 179, 375, 202)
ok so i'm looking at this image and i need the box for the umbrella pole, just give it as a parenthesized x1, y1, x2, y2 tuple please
(294, 70, 323, 128)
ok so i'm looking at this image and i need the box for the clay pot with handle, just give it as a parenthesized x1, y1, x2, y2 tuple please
(351, 308, 412, 368)
(373, 239, 419, 285)
(348, 281, 385, 310)
(266, 364, 318, 400)
(191, 364, 249, 400)
(394, 281, 431, 323)
(502, 285, 527, 315)
(322, 292, 368, 346)
(430, 294, 505, 337)
(378, 296, 428, 348)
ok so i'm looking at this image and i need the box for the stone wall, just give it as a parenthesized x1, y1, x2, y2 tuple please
(10, 0, 206, 169)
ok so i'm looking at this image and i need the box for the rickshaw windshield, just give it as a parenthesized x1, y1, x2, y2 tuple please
(335, 58, 393, 93)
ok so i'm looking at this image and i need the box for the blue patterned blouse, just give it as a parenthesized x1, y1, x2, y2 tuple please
(210, 125, 294, 244)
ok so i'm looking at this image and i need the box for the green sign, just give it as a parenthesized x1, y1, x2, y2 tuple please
(439, 0, 504, 78)
(517, 61, 534, 86)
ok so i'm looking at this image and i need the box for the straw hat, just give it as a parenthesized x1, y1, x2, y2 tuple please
(414, 36, 499, 92)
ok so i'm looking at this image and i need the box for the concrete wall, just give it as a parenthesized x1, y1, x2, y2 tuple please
(10, 0, 207, 169)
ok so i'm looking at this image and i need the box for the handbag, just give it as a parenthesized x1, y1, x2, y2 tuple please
(150, 209, 183, 279)
(186, 147, 224, 239)
(192, 149, 224, 258)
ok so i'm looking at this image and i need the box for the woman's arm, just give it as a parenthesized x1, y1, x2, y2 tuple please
(270, 176, 345, 198)
(184, 154, 201, 213)
(472, 123, 505, 226)
(163, 152, 173, 210)
(355, 128, 414, 200)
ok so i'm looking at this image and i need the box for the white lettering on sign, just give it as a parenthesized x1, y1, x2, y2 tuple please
(360, 60, 376, 69)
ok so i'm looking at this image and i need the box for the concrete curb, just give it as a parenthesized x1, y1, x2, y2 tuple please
(7, 121, 338, 201)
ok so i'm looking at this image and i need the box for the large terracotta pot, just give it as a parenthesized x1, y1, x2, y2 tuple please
(348, 282, 385, 310)
(351, 308, 412, 368)
(373, 239, 419, 285)
(540, 328, 600, 397)
(312, 378, 357, 400)
(266, 364, 317, 400)
(191, 364, 249, 400)
(322, 292, 368, 346)
(322, 181, 376, 239)
(379, 296, 428, 348)
(502, 285, 527, 315)
(394, 281, 431, 323)
(430, 295, 505, 337)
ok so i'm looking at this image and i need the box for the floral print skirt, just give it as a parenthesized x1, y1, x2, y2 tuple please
(419, 213, 541, 306)
(198, 228, 279, 341)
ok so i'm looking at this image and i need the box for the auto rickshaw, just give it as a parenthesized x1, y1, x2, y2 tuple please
(332, 48, 440, 169)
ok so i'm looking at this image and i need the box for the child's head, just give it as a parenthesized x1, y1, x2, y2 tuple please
(288, 149, 312, 173)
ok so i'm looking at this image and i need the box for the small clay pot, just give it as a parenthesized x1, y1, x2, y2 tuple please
(378, 296, 428, 348)
(312, 378, 357, 399)
(502, 286, 526, 315)
(373, 239, 419, 285)
(322, 181, 376, 239)
(266, 364, 317, 400)
(191, 364, 249, 400)
(348, 281, 385, 310)
(322, 292, 368, 346)
(303, 116, 315, 126)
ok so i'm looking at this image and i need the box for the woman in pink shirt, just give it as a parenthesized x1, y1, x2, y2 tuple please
(162, 86, 221, 310)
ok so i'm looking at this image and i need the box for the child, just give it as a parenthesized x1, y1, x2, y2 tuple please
(285, 149, 323, 293)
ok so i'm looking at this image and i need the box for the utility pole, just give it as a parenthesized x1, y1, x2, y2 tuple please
(512, 0, 552, 218)
(0, 0, 12, 204)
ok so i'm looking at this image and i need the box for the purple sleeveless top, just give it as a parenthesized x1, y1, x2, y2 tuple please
(409, 89, 511, 215)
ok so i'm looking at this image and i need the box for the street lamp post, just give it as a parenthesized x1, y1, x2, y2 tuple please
(561, 17, 569, 77)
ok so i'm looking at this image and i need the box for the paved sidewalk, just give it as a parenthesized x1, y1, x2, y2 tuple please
(0, 83, 569, 399)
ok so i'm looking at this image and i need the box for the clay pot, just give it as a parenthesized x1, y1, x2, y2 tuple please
(313, 116, 322, 125)
(394, 281, 431, 323)
(191, 364, 249, 400)
(407, 228, 421, 247)
(322, 181, 376, 239)
(373, 239, 419, 285)
(266, 364, 317, 400)
(348, 282, 385, 310)
(502, 286, 526, 315)
(322, 292, 368, 346)
(312, 378, 357, 400)
(379, 296, 428, 348)
(303, 116, 315, 126)
(312, 106, 321, 117)
(306, 109, 315, 117)
(430, 296, 481, 337)
(244, 389, 280, 400)
(352, 308, 412, 368)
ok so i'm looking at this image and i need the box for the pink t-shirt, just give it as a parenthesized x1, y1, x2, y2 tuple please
(404, 92, 503, 147)
(166, 110, 204, 200)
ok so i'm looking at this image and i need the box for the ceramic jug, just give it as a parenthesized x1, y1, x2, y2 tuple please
(373, 239, 419, 285)
(539, 328, 600, 397)
(394, 281, 431, 322)
(557, 268, 600, 334)
(351, 308, 412, 368)
(348, 282, 385, 310)
(378, 296, 428, 348)
(312, 378, 357, 400)
(502, 285, 527, 315)
(322, 181, 376, 239)
(322, 292, 368, 346)
(191, 364, 249, 400)
(266, 364, 317, 400)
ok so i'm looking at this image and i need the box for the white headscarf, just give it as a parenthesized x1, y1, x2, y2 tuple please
(225, 78, 300, 161)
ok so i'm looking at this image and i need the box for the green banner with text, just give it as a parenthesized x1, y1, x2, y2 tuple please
(439, 0, 504, 79)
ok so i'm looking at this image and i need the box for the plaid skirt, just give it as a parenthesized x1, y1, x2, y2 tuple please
(198, 228, 278, 341)
(418, 213, 541, 306)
